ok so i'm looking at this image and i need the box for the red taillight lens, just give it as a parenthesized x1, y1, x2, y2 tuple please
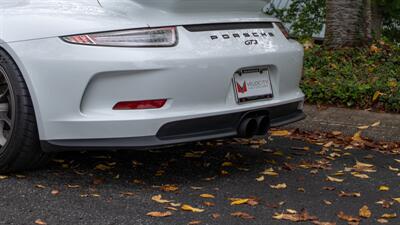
(275, 23, 290, 39)
(113, 99, 167, 110)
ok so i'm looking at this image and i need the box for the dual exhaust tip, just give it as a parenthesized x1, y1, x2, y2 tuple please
(238, 113, 270, 138)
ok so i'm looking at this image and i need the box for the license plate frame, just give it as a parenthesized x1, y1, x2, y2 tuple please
(232, 68, 274, 104)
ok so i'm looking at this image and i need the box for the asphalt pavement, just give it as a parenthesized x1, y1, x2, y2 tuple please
(0, 137, 399, 225)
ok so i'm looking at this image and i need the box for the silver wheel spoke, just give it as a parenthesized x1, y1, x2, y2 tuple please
(0, 67, 14, 149)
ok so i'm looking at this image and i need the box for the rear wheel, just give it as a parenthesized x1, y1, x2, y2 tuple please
(0, 49, 49, 172)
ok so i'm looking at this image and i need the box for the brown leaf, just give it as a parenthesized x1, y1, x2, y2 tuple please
(187, 221, 201, 225)
(203, 201, 215, 207)
(67, 184, 80, 189)
(247, 199, 259, 206)
(312, 221, 337, 225)
(181, 204, 204, 213)
(326, 176, 344, 183)
(211, 213, 220, 219)
(323, 200, 332, 205)
(120, 192, 134, 197)
(337, 211, 360, 223)
(273, 209, 318, 222)
(35, 219, 47, 225)
(95, 164, 112, 171)
(160, 184, 179, 192)
(146, 211, 172, 217)
(231, 211, 255, 219)
(377, 218, 389, 223)
(338, 191, 361, 197)
(359, 205, 372, 218)
(322, 186, 336, 191)
(35, 184, 46, 189)
(0, 175, 8, 180)
(270, 130, 290, 137)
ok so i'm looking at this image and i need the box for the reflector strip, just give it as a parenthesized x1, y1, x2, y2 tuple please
(113, 99, 167, 110)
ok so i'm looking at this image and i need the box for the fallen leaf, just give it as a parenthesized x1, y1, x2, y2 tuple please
(67, 184, 80, 189)
(351, 172, 370, 179)
(200, 194, 215, 199)
(120, 192, 134, 197)
(230, 198, 249, 205)
(231, 211, 255, 219)
(203, 201, 215, 207)
(273, 209, 317, 222)
(160, 184, 179, 192)
(211, 213, 220, 219)
(393, 198, 400, 203)
(377, 218, 389, 223)
(371, 121, 381, 127)
(358, 125, 370, 130)
(221, 162, 233, 167)
(260, 168, 279, 176)
(388, 166, 399, 172)
(352, 131, 363, 142)
(381, 213, 397, 219)
(270, 183, 287, 189)
(0, 175, 8, 180)
(170, 203, 181, 207)
(35, 184, 46, 189)
(326, 176, 344, 183)
(323, 200, 332, 205)
(256, 176, 265, 182)
(332, 131, 342, 136)
(146, 211, 172, 217)
(51, 190, 60, 196)
(337, 211, 360, 223)
(95, 164, 112, 171)
(395, 159, 400, 163)
(270, 130, 290, 137)
(379, 186, 390, 191)
(152, 195, 170, 204)
(322, 186, 336, 191)
(373, 91, 383, 102)
(188, 221, 201, 225)
(339, 191, 361, 197)
(359, 205, 372, 218)
(181, 204, 204, 213)
(35, 219, 47, 225)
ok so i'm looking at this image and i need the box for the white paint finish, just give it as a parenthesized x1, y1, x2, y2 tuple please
(0, 0, 304, 142)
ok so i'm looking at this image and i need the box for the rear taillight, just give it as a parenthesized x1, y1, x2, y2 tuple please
(113, 99, 167, 110)
(275, 23, 290, 39)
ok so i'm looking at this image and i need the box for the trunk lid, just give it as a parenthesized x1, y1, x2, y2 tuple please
(98, 0, 277, 27)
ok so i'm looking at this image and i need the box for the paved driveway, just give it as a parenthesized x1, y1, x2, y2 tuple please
(0, 137, 399, 225)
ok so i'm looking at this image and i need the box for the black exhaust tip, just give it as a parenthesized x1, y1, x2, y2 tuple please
(238, 118, 258, 138)
(255, 116, 270, 136)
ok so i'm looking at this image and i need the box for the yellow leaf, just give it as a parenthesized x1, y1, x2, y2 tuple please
(379, 186, 390, 191)
(359, 205, 372, 218)
(270, 130, 290, 137)
(146, 211, 172, 217)
(230, 198, 249, 205)
(160, 184, 179, 192)
(351, 172, 370, 179)
(392, 198, 400, 203)
(256, 176, 265, 182)
(270, 183, 287, 189)
(394, 159, 400, 163)
(199, 194, 215, 199)
(0, 175, 8, 180)
(373, 91, 383, 102)
(260, 168, 279, 176)
(221, 162, 233, 167)
(151, 195, 170, 204)
(352, 131, 363, 142)
(326, 176, 344, 183)
(381, 213, 397, 219)
(181, 204, 204, 213)
(389, 166, 399, 172)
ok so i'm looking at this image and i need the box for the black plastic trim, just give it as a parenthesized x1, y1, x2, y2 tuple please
(184, 22, 274, 32)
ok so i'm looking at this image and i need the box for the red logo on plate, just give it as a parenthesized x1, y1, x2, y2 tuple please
(236, 81, 248, 94)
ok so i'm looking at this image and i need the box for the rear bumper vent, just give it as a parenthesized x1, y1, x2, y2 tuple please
(183, 22, 273, 32)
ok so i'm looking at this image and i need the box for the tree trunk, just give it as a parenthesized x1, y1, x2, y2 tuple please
(371, 0, 384, 39)
(325, 0, 366, 48)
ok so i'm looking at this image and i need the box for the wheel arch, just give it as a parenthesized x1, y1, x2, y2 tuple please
(0, 44, 45, 140)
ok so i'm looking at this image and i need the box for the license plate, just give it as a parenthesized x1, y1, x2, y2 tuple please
(233, 68, 273, 103)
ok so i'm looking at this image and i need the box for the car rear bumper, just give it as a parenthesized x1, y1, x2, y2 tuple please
(5, 24, 305, 148)
(41, 101, 305, 151)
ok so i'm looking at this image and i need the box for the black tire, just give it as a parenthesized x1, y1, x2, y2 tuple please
(0, 48, 49, 172)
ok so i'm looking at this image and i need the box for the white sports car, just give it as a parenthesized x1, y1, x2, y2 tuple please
(0, 0, 305, 171)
